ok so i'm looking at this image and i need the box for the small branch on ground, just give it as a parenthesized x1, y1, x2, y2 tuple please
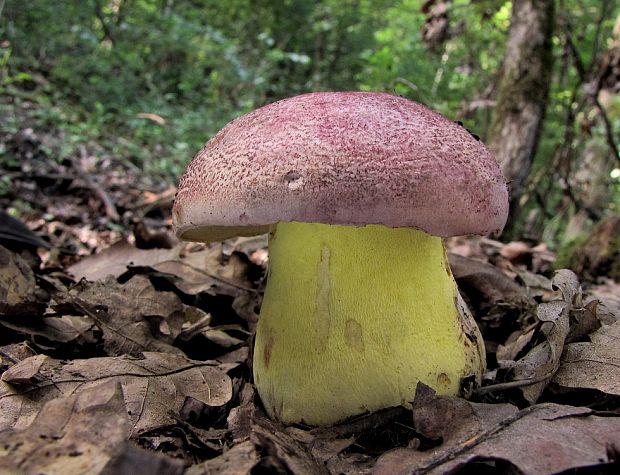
(76, 145, 120, 221)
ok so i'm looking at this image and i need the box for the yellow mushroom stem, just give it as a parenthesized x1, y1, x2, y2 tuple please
(253, 221, 485, 426)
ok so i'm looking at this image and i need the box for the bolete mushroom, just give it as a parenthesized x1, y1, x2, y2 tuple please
(173, 92, 508, 426)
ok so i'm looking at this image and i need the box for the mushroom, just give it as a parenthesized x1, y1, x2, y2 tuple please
(173, 92, 509, 426)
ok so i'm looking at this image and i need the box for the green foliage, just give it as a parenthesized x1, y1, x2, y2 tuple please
(0, 0, 393, 178)
(359, 0, 511, 121)
(555, 233, 589, 270)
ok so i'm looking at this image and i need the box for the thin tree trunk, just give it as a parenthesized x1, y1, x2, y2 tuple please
(488, 0, 554, 237)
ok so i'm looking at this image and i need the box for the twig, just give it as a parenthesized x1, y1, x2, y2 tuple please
(590, 0, 612, 71)
(562, 178, 603, 221)
(473, 372, 556, 396)
(164, 260, 258, 293)
(76, 145, 120, 221)
(414, 404, 549, 474)
(93, 0, 116, 45)
(594, 96, 620, 167)
(562, 5, 620, 167)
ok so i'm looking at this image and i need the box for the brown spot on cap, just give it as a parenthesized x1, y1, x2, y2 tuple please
(173, 92, 509, 241)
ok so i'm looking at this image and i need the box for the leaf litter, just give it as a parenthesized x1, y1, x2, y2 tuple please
(0, 379, 185, 475)
(0, 352, 233, 435)
(1, 206, 620, 473)
(374, 384, 620, 475)
(553, 320, 620, 396)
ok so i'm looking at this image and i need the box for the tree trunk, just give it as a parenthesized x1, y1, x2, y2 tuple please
(564, 140, 613, 241)
(488, 0, 554, 237)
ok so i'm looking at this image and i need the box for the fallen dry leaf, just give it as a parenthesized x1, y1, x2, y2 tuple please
(428, 405, 620, 474)
(185, 440, 258, 475)
(0, 352, 232, 436)
(449, 252, 531, 310)
(180, 245, 256, 291)
(0, 244, 47, 315)
(589, 278, 620, 325)
(68, 239, 181, 281)
(411, 384, 519, 443)
(152, 259, 248, 297)
(100, 441, 185, 475)
(0, 342, 37, 373)
(0, 380, 130, 473)
(70, 240, 259, 303)
(250, 412, 329, 474)
(566, 299, 600, 342)
(67, 274, 208, 356)
(0, 379, 185, 475)
(374, 385, 620, 475)
(495, 269, 580, 403)
(553, 320, 620, 396)
(496, 325, 536, 361)
(1, 353, 48, 385)
(516, 268, 553, 298)
(0, 314, 97, 350)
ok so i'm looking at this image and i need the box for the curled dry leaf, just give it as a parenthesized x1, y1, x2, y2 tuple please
(0, 314, 98, 349)
(516, 269, 553, 298)
(448, 252, 531, 309)
(0, 380, 130, 474)
(588, 279, 620, 325)
(552, 269, 581, 304)
(67, 239, 181, 282)
(566, 298, 600, 342)
(496, 325, 535, 361)
(0, 352, 233, 436)
(180, 246, 256, 291)
(0, 244, 47, 315)
(249, 412, 329, 475)
(192, 407, 327, 475)
(0, 342, 37, 373)
(67, 274, 209, 356)
(374, 385, 620, 475)
(553, 320, 620, 396)
(496, 269, 580, 403)
(204, 328, 246, 348)
(1, 353, 48, 385)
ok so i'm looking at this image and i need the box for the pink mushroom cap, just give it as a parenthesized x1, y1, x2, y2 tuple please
(173, 92, 509, 242)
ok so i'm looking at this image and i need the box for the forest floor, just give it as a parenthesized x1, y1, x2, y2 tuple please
(1, 96, 620, 474)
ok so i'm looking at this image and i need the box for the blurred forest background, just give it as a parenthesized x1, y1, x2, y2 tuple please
(0, 0, 619, 260)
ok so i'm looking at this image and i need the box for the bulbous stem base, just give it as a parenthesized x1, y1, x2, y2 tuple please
(253, 221, 485, 425)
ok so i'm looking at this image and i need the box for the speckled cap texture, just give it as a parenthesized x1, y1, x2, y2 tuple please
(173, 92, 509, 241)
